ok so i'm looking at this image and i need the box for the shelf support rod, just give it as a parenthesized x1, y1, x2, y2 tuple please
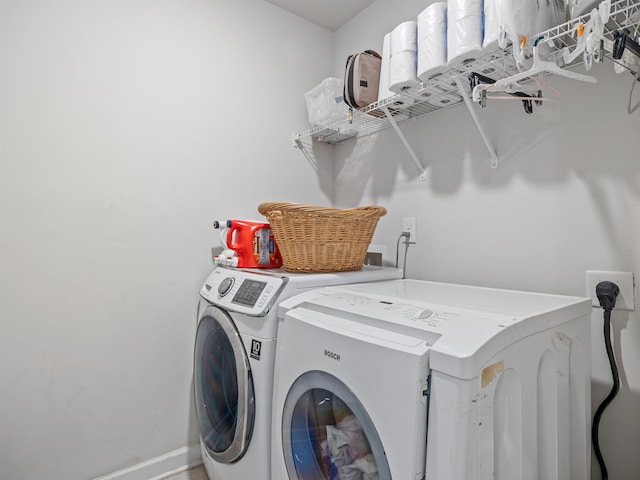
(381, 106, 427, 180)
(454, 76, 500, 169)
(293, 135, 318, 173)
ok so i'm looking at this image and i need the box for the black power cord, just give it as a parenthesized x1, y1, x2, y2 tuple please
(591, 281, 620, 480)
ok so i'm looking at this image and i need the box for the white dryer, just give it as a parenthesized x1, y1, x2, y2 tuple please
(271, 279, 592, 480)
(193, 265, 402, 480)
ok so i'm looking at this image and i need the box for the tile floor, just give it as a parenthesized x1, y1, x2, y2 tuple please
(163, 465, 208, 480)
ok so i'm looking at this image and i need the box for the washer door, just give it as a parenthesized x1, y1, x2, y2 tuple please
(281, 370, 392, 480)
(194, 305, 255, 464)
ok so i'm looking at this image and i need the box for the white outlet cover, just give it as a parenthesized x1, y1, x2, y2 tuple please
(402, 217, 417, 242)
(586, 270, 635, 311)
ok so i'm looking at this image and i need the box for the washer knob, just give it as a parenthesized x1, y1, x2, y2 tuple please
(414, 308, 433, 319)
(218, 277, 234, 296)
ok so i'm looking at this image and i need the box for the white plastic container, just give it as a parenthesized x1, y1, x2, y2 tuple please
(304, 77, 347, 127)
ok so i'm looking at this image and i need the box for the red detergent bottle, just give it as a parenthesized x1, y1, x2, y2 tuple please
(220, 219, 282, 268)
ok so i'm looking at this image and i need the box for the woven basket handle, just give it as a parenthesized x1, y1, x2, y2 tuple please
(258, 202, 386, 219)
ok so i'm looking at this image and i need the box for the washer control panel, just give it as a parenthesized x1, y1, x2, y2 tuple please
(200, 267, 287, 316)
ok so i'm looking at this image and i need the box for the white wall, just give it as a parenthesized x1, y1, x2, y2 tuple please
(0, 1, 334, 479)
(333, 1, 640, 478)
(2, 0, 638, 478)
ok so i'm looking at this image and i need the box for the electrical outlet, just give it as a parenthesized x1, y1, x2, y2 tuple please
(586, 270, 635, 311)
(364, 252, 383, 266)
(402, 217, 417, 242)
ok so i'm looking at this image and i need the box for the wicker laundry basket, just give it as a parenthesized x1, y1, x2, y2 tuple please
(258, 202, 387, 273)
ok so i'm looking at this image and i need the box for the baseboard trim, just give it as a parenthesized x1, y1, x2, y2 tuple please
(93, 445, 202, 480)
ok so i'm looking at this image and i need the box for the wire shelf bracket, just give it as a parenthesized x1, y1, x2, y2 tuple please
(293, 135, 319, 174)
(455, 76, 500, 169)
(381, 106, 428, 180)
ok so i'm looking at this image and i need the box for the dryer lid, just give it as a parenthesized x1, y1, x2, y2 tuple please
(278, 279, 591, 380)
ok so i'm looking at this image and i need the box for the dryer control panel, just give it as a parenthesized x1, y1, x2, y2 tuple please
(200, 267, 287, 316)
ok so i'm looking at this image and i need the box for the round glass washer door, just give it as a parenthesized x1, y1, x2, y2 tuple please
(281, 370, 391, 480)
(194, 305, 255, 464)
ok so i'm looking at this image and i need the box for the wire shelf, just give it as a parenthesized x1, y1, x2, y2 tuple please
(294, 0, 640, 146)
(540, 0, 640, 55)
(296, 48, 520, 145)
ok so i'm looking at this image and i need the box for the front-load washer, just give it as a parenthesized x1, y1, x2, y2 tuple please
(193, 265, 402, 480)
(271, 279, 592, 480)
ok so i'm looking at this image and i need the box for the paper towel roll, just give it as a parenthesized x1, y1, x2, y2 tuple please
(447, 0, 483, 67)
(378, 33, 393, 102)
(389, 21, 419, 93)
(417, 3, 448, 81)
(378, 32, 414, 111)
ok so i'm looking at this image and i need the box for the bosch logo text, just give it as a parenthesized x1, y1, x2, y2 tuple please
(324, 349, 340, 361)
